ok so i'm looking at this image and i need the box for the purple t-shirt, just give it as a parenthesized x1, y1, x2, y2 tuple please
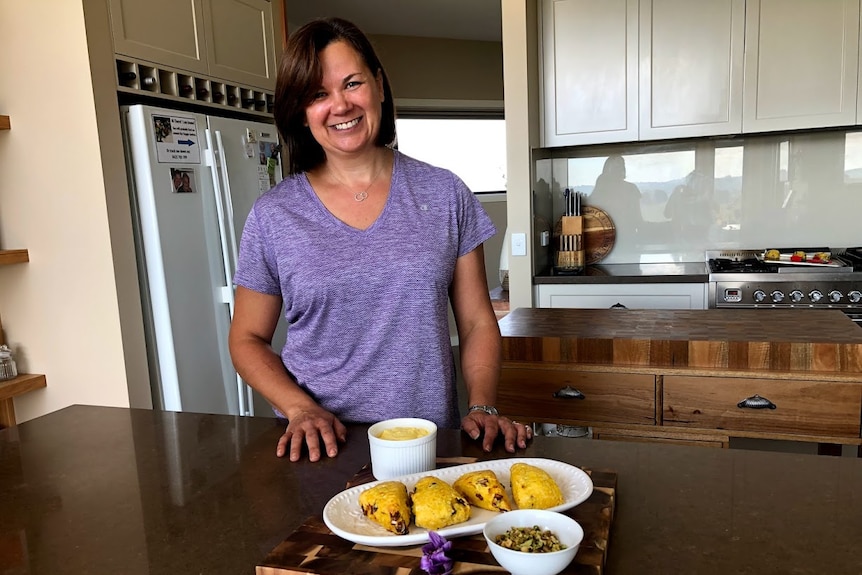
(234, 151, 496, 428)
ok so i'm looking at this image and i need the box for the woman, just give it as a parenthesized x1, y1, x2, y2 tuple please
(229, 17, 530, 462)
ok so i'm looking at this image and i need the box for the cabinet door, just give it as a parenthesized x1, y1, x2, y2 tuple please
(203, 0, 277, 90)
(639, 0, 744, 139)
(109, 0, 209, 76)
(540, 0, 638, 146)
(536, 283, 706, 309)
(743, 0, 860, 133)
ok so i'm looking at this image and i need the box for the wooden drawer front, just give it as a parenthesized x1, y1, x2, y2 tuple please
(663, 376, 862, 437)
(498, 367, 656, 425)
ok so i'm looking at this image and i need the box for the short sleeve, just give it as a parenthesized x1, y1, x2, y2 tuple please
(233, 206, 281, 296)
(453, 175, 497, 258)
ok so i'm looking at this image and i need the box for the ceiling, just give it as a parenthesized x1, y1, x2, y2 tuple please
(285, 0, 503, 42)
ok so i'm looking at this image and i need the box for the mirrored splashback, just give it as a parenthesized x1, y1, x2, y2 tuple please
(534, 128, 862, 266)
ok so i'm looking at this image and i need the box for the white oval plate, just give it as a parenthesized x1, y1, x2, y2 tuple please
(322, 457, 593, 547)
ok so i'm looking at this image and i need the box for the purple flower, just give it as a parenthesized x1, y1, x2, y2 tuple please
(420, 531, 454, 575)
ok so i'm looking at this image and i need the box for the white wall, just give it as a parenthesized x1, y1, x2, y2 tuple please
(0, 0, 148, 423)
(371, 34, 504, 101)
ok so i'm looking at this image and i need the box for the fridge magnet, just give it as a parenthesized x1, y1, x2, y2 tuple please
(259, 141, 281, 191)
(258, 165, 271, 195)
(170, 168, 196, 194)
(258, 141, 279, 165)
(152, 114, 201, 164)
(244, 127, 258, 158)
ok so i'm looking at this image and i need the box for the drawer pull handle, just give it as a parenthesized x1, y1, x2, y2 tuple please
(737, 394, 777, 410)
(553, 386, 585, 400)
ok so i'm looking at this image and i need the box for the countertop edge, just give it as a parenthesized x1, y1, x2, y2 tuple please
(534, 274, 708, 284)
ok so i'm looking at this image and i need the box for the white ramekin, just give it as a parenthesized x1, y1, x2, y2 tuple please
(367, 417, 437, 480)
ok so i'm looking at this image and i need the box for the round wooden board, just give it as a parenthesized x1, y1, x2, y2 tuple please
(583, 206, 615, 264)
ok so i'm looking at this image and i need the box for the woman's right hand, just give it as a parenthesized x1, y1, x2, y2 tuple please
(277, 406, 348, 462)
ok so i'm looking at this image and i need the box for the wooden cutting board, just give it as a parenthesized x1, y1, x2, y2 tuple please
(256, 464, 617, 575)
(583, 206, 615, 265)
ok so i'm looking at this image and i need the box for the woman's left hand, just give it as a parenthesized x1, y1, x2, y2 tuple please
(461, 412, 532, 453)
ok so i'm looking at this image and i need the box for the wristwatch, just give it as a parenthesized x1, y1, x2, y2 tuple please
(468, 404, 499, 416)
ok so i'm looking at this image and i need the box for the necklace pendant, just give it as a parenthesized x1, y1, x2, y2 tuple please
(354, 191, 368, 202)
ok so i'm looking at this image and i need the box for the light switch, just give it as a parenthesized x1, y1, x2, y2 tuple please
(511, 232, 527, 256)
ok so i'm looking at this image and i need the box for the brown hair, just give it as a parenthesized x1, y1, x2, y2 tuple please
(274, 17, 396, 175)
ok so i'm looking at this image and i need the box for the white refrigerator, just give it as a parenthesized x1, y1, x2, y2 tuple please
(122, 104, 284, 417)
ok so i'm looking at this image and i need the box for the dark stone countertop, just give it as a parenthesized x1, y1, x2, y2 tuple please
(535, 262, 708, 284)
(2, 405, 862, 574)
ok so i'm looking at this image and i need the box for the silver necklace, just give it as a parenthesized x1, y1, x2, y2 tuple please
(331, 161, 386, 202)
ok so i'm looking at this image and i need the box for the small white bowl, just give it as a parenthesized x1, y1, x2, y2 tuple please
(483, 509, 583, 575)
(367, 418, 437, 480)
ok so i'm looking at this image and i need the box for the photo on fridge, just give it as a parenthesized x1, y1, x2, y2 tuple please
(170, 167, 196, 194)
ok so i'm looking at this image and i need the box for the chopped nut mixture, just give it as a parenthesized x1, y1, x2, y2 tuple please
(494, 525, 567, 553)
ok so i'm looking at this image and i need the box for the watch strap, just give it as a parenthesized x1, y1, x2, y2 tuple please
(468, 404, 499, 416)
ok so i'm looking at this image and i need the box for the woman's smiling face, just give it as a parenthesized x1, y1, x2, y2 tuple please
(304, 40, 385, 160)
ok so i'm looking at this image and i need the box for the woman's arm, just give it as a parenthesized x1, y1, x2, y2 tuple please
(229, 286, 346, 461)
(449, 245, 529, 452)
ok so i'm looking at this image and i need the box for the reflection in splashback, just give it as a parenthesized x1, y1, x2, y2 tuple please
(534, 129, 862, 265)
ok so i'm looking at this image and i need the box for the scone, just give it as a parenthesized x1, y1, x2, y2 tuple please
(411, 476, 471, 530)
(510, 462, 564, 509)
(453, 469, 513, 512)
(358, 481, 412, 535)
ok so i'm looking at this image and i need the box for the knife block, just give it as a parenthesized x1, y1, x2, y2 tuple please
(561, 215, 583, 236)
(556, 216, 584, 274)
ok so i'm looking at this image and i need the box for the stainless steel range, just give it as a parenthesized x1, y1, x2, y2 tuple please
(707, 248, 862, 325)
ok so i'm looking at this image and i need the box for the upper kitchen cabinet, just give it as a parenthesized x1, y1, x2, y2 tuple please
(743, 0, 860, 133)
(202, 0, 277, 89)
(109, 0, 277, 90)
(540, 0, 639, 147)
(109, 0, 209, 76)
(639, 0, 744, 139)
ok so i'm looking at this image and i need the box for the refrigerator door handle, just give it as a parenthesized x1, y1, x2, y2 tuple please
(214, 130, 242, 282)
(204, 128, 235, 310)
(205, 128, 253, 417)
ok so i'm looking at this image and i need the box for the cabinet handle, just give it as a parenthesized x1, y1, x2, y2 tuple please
(737, 394, 777, 410)
(553, 385, 585, 400)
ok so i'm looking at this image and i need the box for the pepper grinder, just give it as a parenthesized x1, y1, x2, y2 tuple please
(0, 344, 18, 380)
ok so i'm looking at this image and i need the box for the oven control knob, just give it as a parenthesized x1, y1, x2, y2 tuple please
(828, 290, 843, 303)
(809, 290, 823, 303)
(753, 289, 767, 303)
(849, 290, 862, 303)
(789, 290, 804, 303)
(770, 290, 785, 303)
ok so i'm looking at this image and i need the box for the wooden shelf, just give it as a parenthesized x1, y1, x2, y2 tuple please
(0, 373, 47, 428)
(0, 250, 29, 265)
(0, 373, 46, 402)
(0, 225, 40, 427)
(0, 115, 9, 130)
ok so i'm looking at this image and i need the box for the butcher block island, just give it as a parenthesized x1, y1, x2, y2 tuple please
(498, 308, 862, 450)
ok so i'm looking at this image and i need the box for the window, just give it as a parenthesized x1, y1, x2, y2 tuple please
(844, 131, 862, 184)
(395, 118, 507, 194)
